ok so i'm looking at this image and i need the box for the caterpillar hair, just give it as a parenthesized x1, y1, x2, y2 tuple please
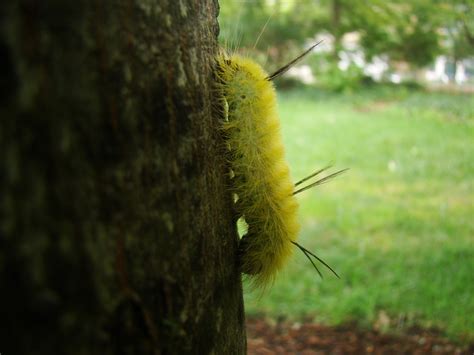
(216, 43, 345, 289)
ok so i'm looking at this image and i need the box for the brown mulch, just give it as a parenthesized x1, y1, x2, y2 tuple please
(247, 317, 473, 354)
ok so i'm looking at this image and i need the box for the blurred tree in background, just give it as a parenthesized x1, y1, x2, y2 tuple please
(442, 0, 474, 72)
(219, 0, 474, 86)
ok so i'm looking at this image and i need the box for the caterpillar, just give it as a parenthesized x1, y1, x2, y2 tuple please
(216, 43, 345, 289)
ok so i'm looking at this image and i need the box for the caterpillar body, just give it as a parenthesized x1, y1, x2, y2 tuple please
(217, 55, 300, 287)
(217, 44, 343, 289)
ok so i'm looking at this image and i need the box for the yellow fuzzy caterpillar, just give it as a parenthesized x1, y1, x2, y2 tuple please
(216, 44, 343, 289)
(217, 54, 300, 287)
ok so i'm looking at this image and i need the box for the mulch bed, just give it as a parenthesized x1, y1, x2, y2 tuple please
(247, 317, 473, 354)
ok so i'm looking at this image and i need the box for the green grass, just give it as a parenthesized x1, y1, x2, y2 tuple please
(243, 86, 474, 342)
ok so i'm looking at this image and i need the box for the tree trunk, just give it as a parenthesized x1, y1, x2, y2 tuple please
(1, 1, 246, 354)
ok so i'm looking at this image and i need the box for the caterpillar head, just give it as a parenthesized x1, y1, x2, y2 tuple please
(216, 55, 271, 121)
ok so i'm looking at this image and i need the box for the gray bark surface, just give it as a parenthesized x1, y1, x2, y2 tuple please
(1, 1, 245, 354)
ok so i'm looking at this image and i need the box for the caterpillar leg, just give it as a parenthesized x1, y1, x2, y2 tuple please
(238, 234, 263, 275)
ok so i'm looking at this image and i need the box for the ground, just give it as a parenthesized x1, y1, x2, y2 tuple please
(247, 317, 474, 354)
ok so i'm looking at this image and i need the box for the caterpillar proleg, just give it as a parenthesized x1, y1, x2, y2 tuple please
(216, 44, 344, 288)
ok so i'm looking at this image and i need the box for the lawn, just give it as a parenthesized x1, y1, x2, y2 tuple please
(243, 86, 474, 342)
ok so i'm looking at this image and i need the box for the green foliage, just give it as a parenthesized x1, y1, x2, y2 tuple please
(244, 87, 474, 342)
(308, 52, 376, 92)
(219, 0, 326, 47)
(440, 0, 474, 61)
(219, 0, 471, 72)
(219, 0, 326, 75)
(335, 0, 443, 67)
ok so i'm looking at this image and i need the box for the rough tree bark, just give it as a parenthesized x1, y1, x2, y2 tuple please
(1, 1, 245, 354)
